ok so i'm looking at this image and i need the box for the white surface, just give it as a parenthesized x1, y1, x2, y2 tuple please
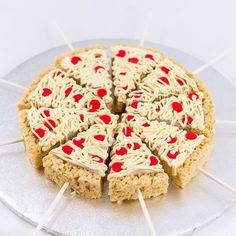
(0, 0, 236, 235)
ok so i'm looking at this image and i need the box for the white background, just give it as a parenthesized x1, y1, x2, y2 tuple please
(0, 0, 236, 235)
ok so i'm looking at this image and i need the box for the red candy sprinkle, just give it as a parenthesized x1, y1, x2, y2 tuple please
(176, 79, 185, 86)
(42, 88, 52, 97)
(126, 115, 134, 121)
(43, 110, 50, 117)
(94, 65, 105, 72)
(94, 135, 105, 141)
(34, 128, 45, 139)
(121, 85, 128, 90)
(158, 77, 169, 85)
(71, 56, 81, 65)
(73, 94, 83, 103)
(88, 99, 101, 112)
(156, 106, 160, 111)
(99, 115, 111, 124)
(120, 72, 126, 76)
(160, 66, 170, 74)
(167, 150, 179, 159)
(150, 155, 159, 166)
(142, 122, 150, 127)
(128, 57, 139, 64)
(122, 127, 132, 137)
(73, 138, 85, 147)
(115, 147, 128, 156)
(65, 87, 73, 97)
(95, 53, 102, 58)
(185, 132, 197, 140)
(127, 143, 132, 149)
(188, 93, 199, 100)
(92, 155, 104, 163)
(97, 88, 107, 97)
(111, 162, 123, 172)
(167, 137, 177, 144)
(133, 142, 141, 150)
(116, 50, 126, 57)
(62, 145, 73, 155)
(182, 115, 193, 125)
(172, 102, 183, 112)
(145, 54, 154, 61)
(80, 114, 84, 122)
(44, 119, 56, 131)
(130, 100, 138, 109)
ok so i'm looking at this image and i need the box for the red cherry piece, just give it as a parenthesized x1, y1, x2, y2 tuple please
(145, 54, 154, 61)
(115, 147, 128, 156)
(133, 142, 141, 150)
(128, 57, 139, 64)
(150, 155, 159, 165)
(73, 94, 83, 103)
(188, 93, 199, 100)
(168, 137, 177, 144)
(43, 109, 50, 117)
(94, 134, 105, 141)
(182, 115, 193, 125)
(65, 87, 73, 97)
(99, 115, 111, 124)
(92, 155, 104, 163)
(142, 122, 150, 127)
(95, 53, 102, 58)
(111, 162, 123, 172)
(185, 132, 197, 140)
(34, 128, 45, 139)
(167, 150, 179, 159)
(120, 72, 126, 76)
(44, 119, 56, 131)
(42, 88, 52, 97)
(158, 77, 169, 85)
(116, 50, 126, 57)
(62, 145, 73, 155)
(88, 99, 101, 112)
(126, 115, 134, 121)
(130, 100, 138, 109)
(172, 102, 183, 112)
(94, 65, 105, 72)
(122, 127, 132, 137)
(177, 79, 185, 86)
(160, 66, 170, 74)
(71, 56, 81, 65)
(97, 88, 107, 97)
(73, 138, 85, 147)
(80, 114, 84, 122)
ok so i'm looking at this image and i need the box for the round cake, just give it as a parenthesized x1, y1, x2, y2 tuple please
(17, 44, 215, 202)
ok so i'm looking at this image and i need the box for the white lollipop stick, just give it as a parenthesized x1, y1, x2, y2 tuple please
(32, 182, 69, 236)
(216, 120, 236, 125)
(0, 78, 26, 91)
(137, 189, 157, 236)
(0, 138, 24, 147)
(139, 11, 153, 47)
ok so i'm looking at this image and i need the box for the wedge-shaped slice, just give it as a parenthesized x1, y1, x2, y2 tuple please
(128, 58, 199, 103)
(54, 45, 112, 108)
(126, 92, 205, 130)
(19, 107, 90, 168)
(18, 68, 112, 110)
(108, 123, 168, 202)
(122, 114, 211, 188)
(111, 44, 163, 112)
(43, 123, 116, 199)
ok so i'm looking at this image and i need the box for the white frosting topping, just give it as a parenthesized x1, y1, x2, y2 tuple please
(108, 123, 163, 179)
(126, 92, 205, 130)
(50, 124, 115, 176)
(122, 114, 205, 175)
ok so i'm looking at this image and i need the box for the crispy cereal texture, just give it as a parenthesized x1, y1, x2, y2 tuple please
(108, 172, 169, 202)
(43, 154, 103, 199)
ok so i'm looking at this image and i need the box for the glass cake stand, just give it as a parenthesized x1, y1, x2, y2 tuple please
(0, 39, 236, 236)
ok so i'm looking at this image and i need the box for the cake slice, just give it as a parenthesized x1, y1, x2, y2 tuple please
(43, 123, 117, 199)
(126, 92, 205, 130)
(54, 45, 113, 109)
(122, 114, 212, 188)
(108, 123, 169, 202)
(111, 44, 163, 113)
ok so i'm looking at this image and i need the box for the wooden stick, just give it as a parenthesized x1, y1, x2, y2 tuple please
(139, 11, 153, 47)
(192, 43, 236, 74)
(0, 138, 24, 147)
(137, 189, 157, 236)
(32, 182, 69, 236)
(198, 167, 236, 194)
(0, 78, 26, 91)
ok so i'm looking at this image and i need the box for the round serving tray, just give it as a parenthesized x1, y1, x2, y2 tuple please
(0, 39, 236, 236)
